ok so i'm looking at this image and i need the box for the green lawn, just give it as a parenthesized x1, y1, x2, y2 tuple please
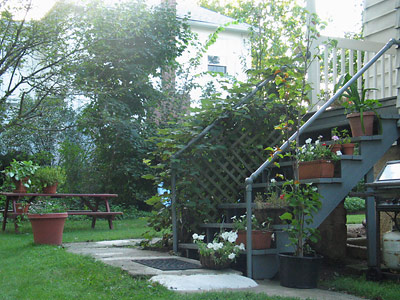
(346, 214, 365, 224)
(0, 218, 299, 300)
(322, 275, 400, 300)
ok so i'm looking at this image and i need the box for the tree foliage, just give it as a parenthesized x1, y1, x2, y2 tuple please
(0, 0, 86, 133)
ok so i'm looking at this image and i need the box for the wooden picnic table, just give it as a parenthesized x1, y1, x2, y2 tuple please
(0, 192, 122, 232)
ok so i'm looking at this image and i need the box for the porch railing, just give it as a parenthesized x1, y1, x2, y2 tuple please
(309, 36, 398, 107)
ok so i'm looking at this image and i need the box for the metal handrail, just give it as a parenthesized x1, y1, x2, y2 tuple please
(244, 38, 400, 278)
(171, 74, 276, 253)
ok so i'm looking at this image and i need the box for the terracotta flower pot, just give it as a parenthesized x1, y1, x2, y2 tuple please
(346, 111, 375, 137)
(330, 144, 341, 153)
(342, 143, 355, 155)
(12, 178, 29, 193)
(15, 203, 30, 214)
(28, 213, 68, 245)
(42, 183, 58, 194)
(299, 160, 334, 180)
(236, 230, 273, 249)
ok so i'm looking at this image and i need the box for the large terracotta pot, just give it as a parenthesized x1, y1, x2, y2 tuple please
(236, 230, 273, 249)
(299, 160, 334, 180)
(346, 111, 375, 137)
(28, 213, 68, 245)
(42, 183, 58, 194)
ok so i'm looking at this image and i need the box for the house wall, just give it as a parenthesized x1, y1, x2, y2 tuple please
(363, 0, 400, 108)
(363, 0, 399, 42)
(176, 24, 251, 103)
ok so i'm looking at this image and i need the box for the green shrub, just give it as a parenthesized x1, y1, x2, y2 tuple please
(344, 197, 365, 212)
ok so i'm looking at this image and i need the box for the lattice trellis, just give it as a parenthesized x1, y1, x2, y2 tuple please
(176, 106, 286, 208)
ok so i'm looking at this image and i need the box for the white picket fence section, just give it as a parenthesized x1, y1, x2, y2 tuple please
(309, 36, 398, 107)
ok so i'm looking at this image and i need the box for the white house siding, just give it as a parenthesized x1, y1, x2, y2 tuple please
(175, 4, 251, 105)
(363, 0, 400, 108)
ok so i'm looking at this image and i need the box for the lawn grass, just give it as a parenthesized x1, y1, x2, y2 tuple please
(0, 218, 299, 300)
(322, 275, 400, 300)
(2, 217, 158, 243)
(346, 214, 365, 224)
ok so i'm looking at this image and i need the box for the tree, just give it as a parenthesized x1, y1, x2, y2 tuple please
(73, 0, 191, 207)
(198, 0, 309, 71)
(0, 0, 86, 133)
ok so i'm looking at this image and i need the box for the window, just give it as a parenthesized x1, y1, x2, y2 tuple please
(207, 65, 227, 73)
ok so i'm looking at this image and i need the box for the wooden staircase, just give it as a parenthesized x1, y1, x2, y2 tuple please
(178, 100, 400, 279)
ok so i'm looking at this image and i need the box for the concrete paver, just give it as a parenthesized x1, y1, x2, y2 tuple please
(64, 239, 365, 299)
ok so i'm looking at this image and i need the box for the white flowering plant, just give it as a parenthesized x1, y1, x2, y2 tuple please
(192, 231, 244, 265)
(231, 214, 271, 231)
(297, 136, 340, 162)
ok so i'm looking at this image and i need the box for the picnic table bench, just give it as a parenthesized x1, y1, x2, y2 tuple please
(1, 192, 122, 232)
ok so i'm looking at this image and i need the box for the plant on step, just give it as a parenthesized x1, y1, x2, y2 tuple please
(334, 72, 382, 135)
(280, 180, 322, 257)
(335, 73, 381, 115)
(192, 231, 245, 268)
(231, 213, 271, 231)
(331, 127, 351, 145)
(298, 136, 341, 161)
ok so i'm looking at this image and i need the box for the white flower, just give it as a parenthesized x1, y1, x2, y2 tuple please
(207, 243, 214, 249)
(192, 233, 199, 240)
(305, 138, 312, 144)
(231, 216, 237, 220)
(198, 235, 205, 241)
(238, 243, 245, 250)
(228, 253, 236, 260)
(227, 231, 237, 243)
(315, 140, 320, 145)
(270, 178, 276, 183)
(336, 150, 342, 156)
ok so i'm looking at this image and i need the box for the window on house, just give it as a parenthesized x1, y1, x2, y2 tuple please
(207, 55, 226, 74)
(207, 65, 227, 73)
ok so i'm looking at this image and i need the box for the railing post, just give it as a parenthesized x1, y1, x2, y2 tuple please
(171, 166, 178, 254)
(245, 177, 253, 278)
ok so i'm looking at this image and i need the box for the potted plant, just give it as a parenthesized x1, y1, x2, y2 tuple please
(232, 213, 273, 250)
(297, 136, 340, 180)
(2, 159, 39, 193)
(27, 199, 68, 245)
(335, 73, 381, 136)
(255, 179, 288, 225)
(331, 127, 355, 155)
(279, 180, 323, 288)
(192, 231, 244, 269)
(33, 166, 66, 194)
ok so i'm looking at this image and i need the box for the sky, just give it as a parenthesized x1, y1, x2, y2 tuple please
(17, 0, 363, 38)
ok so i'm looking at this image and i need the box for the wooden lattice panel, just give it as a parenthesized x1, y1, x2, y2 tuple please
(177, 110, 284, 207)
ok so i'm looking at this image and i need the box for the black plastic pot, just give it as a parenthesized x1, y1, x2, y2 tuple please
(278, 252, 323, 289)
